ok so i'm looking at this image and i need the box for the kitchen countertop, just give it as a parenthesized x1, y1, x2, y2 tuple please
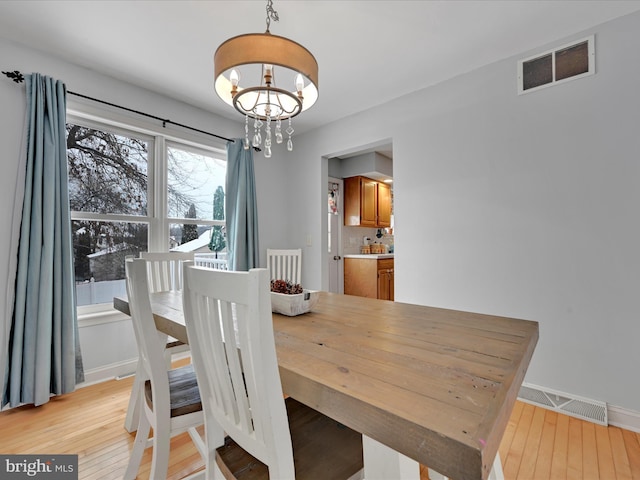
(343, 254, 394, 259)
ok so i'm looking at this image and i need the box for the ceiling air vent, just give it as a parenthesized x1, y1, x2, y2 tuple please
(517, 35, 595, 95)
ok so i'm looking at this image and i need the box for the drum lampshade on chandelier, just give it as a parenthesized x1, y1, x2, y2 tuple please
(214, 0, 319, 157)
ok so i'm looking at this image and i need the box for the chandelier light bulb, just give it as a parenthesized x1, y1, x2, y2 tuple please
(230, 69, 239, 86)
(295, 73, 304, 93)
(264, 64, 273, 85)
(230, 69, 240, 97)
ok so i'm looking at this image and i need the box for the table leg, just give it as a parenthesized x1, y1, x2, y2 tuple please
(362, 435, 420, 480)
(428, 452, 504, 480)
(488, 452, 504, 480)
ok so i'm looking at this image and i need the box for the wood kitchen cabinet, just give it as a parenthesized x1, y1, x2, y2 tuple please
(377, 258, 394, 301)
(344, 257, 394, 301)
(377, 182, 391, 228)
(344, 176, 391, 228)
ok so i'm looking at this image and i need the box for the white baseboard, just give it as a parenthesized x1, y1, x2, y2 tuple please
(77, 358, 139, 388)
(608, 404, 640, 433)
(76, 351, 192, 389)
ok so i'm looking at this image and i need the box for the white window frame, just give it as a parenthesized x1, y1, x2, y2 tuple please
(67, 102, 227, 322)
(517, 35, 595, 95)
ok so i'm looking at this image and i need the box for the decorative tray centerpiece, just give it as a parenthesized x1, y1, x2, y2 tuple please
(270, 279, 319, 316)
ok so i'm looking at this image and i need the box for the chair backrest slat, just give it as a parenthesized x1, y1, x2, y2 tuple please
(266, 248, 302, 285)
(140, 251, 195, 293)
(182, 264, 295, 478)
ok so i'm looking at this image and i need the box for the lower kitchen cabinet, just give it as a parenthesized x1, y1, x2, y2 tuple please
(344, 257, 394, 301)
(377, 258, 394, 301)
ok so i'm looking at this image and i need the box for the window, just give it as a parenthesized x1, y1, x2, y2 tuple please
(518, 35, 595, 94)
(67, 116, 226, 309)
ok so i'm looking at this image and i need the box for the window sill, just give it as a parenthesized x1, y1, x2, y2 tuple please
(78, 305, 130, 328)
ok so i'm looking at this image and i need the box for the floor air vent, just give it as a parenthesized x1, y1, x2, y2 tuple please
(518, 383, 607, 426)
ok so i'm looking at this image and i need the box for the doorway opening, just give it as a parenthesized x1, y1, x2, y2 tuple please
(325, 142, 393, 294)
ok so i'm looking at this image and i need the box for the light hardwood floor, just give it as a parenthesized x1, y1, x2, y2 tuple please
(1, 370, 639, 480)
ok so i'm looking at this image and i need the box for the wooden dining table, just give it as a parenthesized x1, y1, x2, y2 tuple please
(114, 290, 538, 480)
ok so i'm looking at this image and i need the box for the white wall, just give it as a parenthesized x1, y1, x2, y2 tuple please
(0, 37, 291, 382)
(294, 11, 640, 412)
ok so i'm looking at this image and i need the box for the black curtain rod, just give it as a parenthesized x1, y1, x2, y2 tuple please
(2, 69, 256, 149)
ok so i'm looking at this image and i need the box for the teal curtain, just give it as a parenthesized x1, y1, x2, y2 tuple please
(225, 139, 259, 271)
(3, 73, 84, 407)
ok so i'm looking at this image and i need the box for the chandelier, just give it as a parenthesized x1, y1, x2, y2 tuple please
(214, 0, 319, 157)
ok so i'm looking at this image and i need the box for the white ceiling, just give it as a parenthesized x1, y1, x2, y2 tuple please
(1, 1, 640, 137)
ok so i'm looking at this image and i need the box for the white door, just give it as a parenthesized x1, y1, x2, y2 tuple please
(328, 178, 343, 293)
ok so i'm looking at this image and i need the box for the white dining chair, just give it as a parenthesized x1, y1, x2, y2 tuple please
(123, 257, 205, 480)
(266, 248, 302, 285)
(124, 251, 193, 433)
(181, 263, 363, 479)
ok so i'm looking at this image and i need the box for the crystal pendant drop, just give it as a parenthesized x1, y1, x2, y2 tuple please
(265, 117, 272, 158)
(265, 116, 272, 145)
(285, 124, 295, 136)
(275, 118, 283, 144)
(252, 118, 263, 148)
(286, 118, 294, 151)
(244, 115, 250, 150)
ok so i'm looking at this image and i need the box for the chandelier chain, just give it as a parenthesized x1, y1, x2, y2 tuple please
(265, 0, 279, 32)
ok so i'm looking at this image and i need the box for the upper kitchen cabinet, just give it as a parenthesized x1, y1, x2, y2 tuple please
(344, 175, 391, 228)
(377, 182, 391, 227)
